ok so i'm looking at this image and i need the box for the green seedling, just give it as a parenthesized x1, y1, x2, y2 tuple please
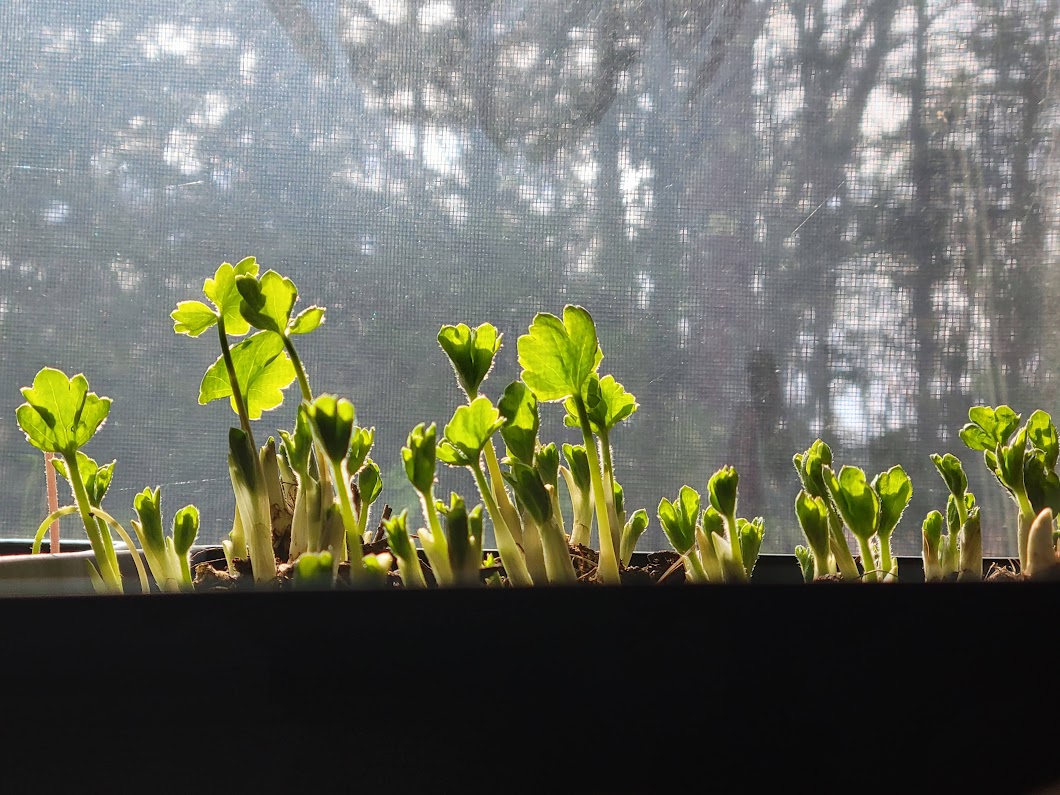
(794, 490, 834, 580)
(17, 368, 152, 594)
(402, 422, 455, 586)
(658, 486, 708, 583)
(131, 487, 200, 592)
(872, 465, 912, 582)
(437, 398, 533, 586)
(929, 453, 979, 580)
(793, 440, 860, 580)
(921, 510, 945, 582)
(560, 443, 594, 549)
(518, 306, 626, 583)
(305, 394, 377, 585)
(822, 465, 881, 582)
(437, 493, 486, 586)
(384, 510, 427, 588)
(439, 323, 524, 559)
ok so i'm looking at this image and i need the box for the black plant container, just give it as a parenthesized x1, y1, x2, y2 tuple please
(1, 545, 1058, 793)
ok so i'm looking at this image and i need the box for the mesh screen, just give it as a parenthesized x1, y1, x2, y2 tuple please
(1, 0, 1058, 558)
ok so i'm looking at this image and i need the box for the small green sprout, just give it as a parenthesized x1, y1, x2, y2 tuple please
(132, 487, 200, 592)
(402, 422, 455, 586)
(384, 510, 427, 588)
(794, 490, 833, 580)
(793, 440, 860, 580)
(822, 465, 880, 582)
(437, 398, 532, 586)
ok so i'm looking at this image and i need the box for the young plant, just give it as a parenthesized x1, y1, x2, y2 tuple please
(131, 487, 200, 593)
(438, 322, 523, 550)
(383, 510, 427, 588)
(871, 466, 912, 582)
(437, 493, 487, 587)
(518, 306, 625, 583)
(793, 440, 860, 580)
(436, 398, 534, 586)
(794, 490, 834, 580)
(563, 372, 640, 566)
(305, 394, 378, 586)
(560, 443, 593, 549)
(929, 453, 980, 581)
(658, 486, 709, 584)
(173, 257, 296, 583)
(402, 422, 456, 586)
(17, 368, 149, 594)
(504, 452, 577, 584)
(822, 465, 881, 582)
(959, 405, 1035, 571)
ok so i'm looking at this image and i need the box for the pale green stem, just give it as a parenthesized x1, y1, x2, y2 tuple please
(329, 460, 366, 577)
(574, 397, 619, 584)
(484, 440, 523, 546)
(722, 510, 744, 574)
(827, 510, 861, 580)
(598, 429, 621, 558)
(88, 506, 151, 594)
(32, 505, 78, 553)
(855, 536, 878, 583)
(471, 464, 533, 586)
(64, 451, 122, 593)
(420, 490, 454, 586)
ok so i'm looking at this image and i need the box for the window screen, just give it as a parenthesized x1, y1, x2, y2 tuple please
(2, 0, 1058, 557)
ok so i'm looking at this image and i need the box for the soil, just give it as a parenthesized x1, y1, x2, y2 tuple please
(191, 542, 687, 591)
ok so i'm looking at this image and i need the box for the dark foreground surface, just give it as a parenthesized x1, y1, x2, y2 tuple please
(1, 574, 1058, 794)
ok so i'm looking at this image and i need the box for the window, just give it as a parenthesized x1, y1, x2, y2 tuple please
(2, 0, 1057, 558)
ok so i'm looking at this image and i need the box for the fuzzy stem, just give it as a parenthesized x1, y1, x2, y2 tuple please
(471, 464, 533, 586)
(573, 397, 619, 584)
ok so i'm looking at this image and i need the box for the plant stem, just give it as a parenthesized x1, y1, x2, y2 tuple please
(484, 440, 523, 545)
(420, 490, 454, 586)
(573, 397, 619, 584)
(64, 451, 122, 593)
(471, 463, 533, 586)
(44, 451, 59, 552)
(329, 460, 366, 578)
(855, 536, 878, 583)
(216, 320, 256, 449)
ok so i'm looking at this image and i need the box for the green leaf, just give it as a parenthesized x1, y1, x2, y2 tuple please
(1026, 410, 1058, 471)
(517, 306, 603, 402)
(202, 257, 259, 336)
(564, 374, 638, 433)
(997, 428, 1028, 494)
(1024, 451, 1060, 515)
(438, 322, 502, 399)
(737, 517, 765, 576)
(133, 487, 165, 556)
(383, 510, 416, 561)
(358, 460, 383, 507)
(822, 465, 879, 541)
(963, 405, 1020, 451)
(930, 453, 967, 499)
(922, 510, 943, 548)
(959, 424, 994, 452)
(289, 306, 325, 335)
(873, 465, 912, 540)
(657, 485, 700, 555)
(171, 300, 218, 338)
(793, 439, 832, 499)
(535, 443, 560, 489)
(172, 505, 200, 556)
(305, 395, 356, 464)
(794, 490, 830, 555)
(562, 444, 591, 491)
(348, 426, 375, 474)
(504, 461, 552, 525)
(279, 404, 314, 474)
(701, 506, 724, 535)
(794, 545, 814, 583)
(437, 397, 505, 467)
(236, 269, 298, 336)
(17, 368, 112, 455)
(54, 452, 115, 506)
(402, 423, 438, 495)
(708, 465, 739, 518)
(198, 332, 296, 419)
(498, 380, 539, 465)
